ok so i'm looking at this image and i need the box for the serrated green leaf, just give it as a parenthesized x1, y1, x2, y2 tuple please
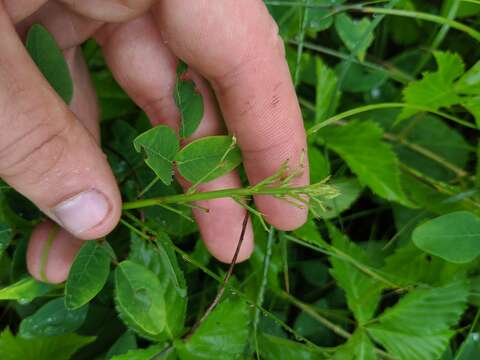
(19, 297, 88, 338)
(0, 328, 94, 360)
(134, 126, 179, 185)
(65, 241, 111, 310)
(328, 224, 383, 324)
(318, 120, 412, 207)
(26, 24, 73, 103)
(111, 344, 168, 360)
(412, 211, 480, 264)
(175, 64, 204, 138)
(175, 136, 242, 184)
(333, 329, 376, 360)
(259, 333, 329, 360)
(106, 331, 137, 360)
(0, 223, 12, 258)
(366, 281, 469, 360)
(114, 260, 166, 338)
(175, 297, 249, 360)
(334, 13, 374, 61)
(0, 277, 54, 302)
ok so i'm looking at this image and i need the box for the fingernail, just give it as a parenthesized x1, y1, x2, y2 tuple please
(53, 190, 110, 235)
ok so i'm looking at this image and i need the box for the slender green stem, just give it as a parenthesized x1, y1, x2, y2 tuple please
(357, 7, 480, 42)
(307, 102, 477, 135)
(253, 227, 274, 360)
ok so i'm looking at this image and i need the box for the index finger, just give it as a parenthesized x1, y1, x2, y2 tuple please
(153, 0, 309, 230)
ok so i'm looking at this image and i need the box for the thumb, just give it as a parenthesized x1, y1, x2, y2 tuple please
(0, 4, 121, 239)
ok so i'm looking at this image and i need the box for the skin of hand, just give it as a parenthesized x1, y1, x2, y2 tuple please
(0, 0, 309, 283)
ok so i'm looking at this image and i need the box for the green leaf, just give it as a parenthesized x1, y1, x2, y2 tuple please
(334, 13, 374, 61)
(175, 136, 242, 184)
(65, 241, 111, 310)
(328, 224, 383, 324)
(106, 331, 137, 360)
(129, 232, 187, 339)
(318, 120, 412, 207)
(0, 277, 54, 303)
(175, 297, 249, 360)
(0, 328, 94, 360)
(333, 329, 376, 360)
(412, 211, 480, 264)
(19, 297, 88, 338)
(0, 223, 12, 258)
(134, 126, 180, 185)
(313, 178, 363, 219)
(455, 332, 480, 359)
(114, 260, 166, 338)
(366, 281, 469, 360)
(258, 333, 328, 360)
(336, 61, 388, 93)
(111, 344, 167, 360)
(26, 24, 73, 103)
(175, 63, 204, 138)
(305, 0, 345, 32)
(315, 59, 340, 123)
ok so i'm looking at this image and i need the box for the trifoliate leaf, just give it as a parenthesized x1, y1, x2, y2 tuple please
(318, 120, 412, 207)
(174, 297, 249, 360)
(175, 63, 204, 138)
(413, 211, 480, 264)
(328, 224, 383, 324)
(175, 136, 242, 184)
(65, 241, 111, 310)
(0, 328, 94, 360)
(26, 24, 73, 103)
(134, 126, 179, 185)
(366, 281, 469, 360)
(335, 13, 374, 61)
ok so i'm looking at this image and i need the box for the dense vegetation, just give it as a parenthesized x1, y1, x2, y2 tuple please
(1, 0, 480, 359)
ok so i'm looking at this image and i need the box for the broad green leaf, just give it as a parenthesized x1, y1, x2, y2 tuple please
(175, 136, 242, 184)
(456, 59, 480, 94)
(336, 61, 387, 93)
(333, 329, 376, 360)
(26, 24, 73, 103)
(114, 260, 166, 338)
(175, 63, 204, 138)
(366, 281, 469, 360)
(111, 344, 167, 360)
(308, 146, 330, 183)
(19, 298, 88, 338)
(391, 115, 470, 181)
(293, 218, 327, 247)
(0, 223, 12, 257)
(334, 13, 374, 61)
(305, 0, 345, 32)
(0, 277, 54, 302)
(315, 59, 340, 123)
(454, 332, 480, 359)
(0, 328, 94, 360)
(318, 120, 412, 207)
(65, 241, 111, 310)
(412, 211, 480, 264)
(328, 224, 383, 324)
(313, 178, 363, 219)
(175, 297, 249, 360)
(134, 126, 179, 185)
(259, 333, 328, 360)
(294, 299, 336, 346)
(106, 331, 137, 360)
(129, 232, 187, 339)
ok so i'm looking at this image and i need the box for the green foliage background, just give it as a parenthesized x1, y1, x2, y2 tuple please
(2, 0, 480, 359)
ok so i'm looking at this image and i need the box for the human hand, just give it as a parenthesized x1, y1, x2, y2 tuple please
(1, 0, 309, 283)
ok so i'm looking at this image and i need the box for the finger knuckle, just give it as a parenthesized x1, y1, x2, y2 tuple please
(0, 106, 71, 184)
